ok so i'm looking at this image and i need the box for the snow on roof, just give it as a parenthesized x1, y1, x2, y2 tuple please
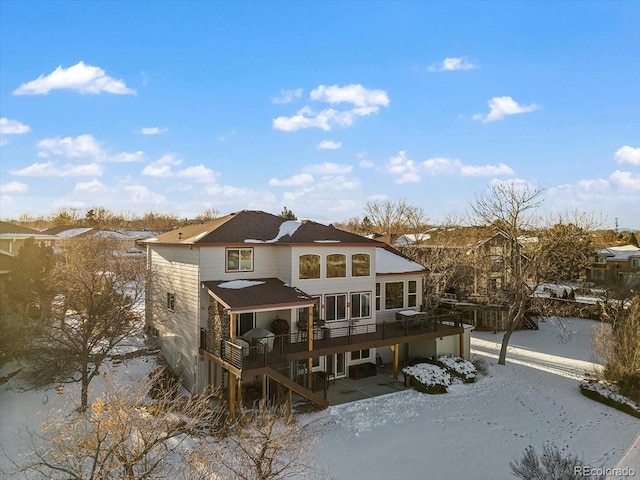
(375, 247, 425, 274)
(244, 220, 301, 243)
(597, 244, 640, 261)
(54, 227, 93, 238)
(217, 280, 266, 289)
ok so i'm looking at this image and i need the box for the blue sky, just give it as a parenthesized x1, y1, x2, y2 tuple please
(1, 1, 638, 228)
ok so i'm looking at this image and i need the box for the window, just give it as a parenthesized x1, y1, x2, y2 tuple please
(299, 254, 321, 279)
(327, 254, 346, 278)
(385, 282, 404, 309)
(227, 248, 253, 272)
(632, 258, 640, 268)
(166, 292, 175, 311)
(375, 283, 381, 311)
(408, 280, 417, 308)
(591, 269, 604, 280)
(594, 255, 607, 264)
(352, 253, 370, 277)
(236, 312, 255, 337)
(325, 294, 347, 321)
(351, 292, 371, 319)
(298, 296, 321, 324)
(351, 349, 370, 361)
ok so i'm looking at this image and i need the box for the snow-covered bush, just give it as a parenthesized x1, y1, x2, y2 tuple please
(580, 379, 640, 419)
(436, 354, 477, 383)
(471, 357, 489, 376)
(402, 363, 450, 394)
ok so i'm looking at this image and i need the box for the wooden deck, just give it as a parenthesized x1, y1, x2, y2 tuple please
(201, 313, 464, 376)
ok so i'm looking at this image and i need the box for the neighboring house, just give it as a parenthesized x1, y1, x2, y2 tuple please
(42, 225, 161, 256)
(396, 226, 534, 331)
(141, 210, 470, 411)
(588, 244, 640, 288)
(0, 221, 58, 255)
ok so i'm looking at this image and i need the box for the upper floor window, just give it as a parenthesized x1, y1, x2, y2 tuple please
(385, 282, 404, 310)
(594, 255, 607, 264)
(375, 283, 381, 311)
(299, 254, 321, 279)
(351, 292, 371, 319)
(632, 258, 640, 268)
(327, 254, 346, 278)
(352, 253, 371, 277)
(227, 248, 253, 272)
(408, 280, 417, 308)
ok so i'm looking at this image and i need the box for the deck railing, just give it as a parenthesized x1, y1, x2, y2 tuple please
(202, 313, 463, 371)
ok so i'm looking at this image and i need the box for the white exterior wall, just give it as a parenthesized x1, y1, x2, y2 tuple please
(375, 273, 424, 324)
(148, 245, 201, 391)
(199, 244, 279, 281)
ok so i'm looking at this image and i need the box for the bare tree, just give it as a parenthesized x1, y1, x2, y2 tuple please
(186, 401, 318, 480)
(22, 237, 145, 410)
(195, 208, 221, 223)
(470, 182, 544, 365)
(363, 199, 410, 238)
(13, 369, 221, 480)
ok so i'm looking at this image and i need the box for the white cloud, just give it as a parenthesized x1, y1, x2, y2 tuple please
(310, 84, 390, 108)
(460, 163, 515, 176)
(609, 170, 640, 191)
(111, 151, 145, 163)
(140, 127, 167, 135)
(427, 57, 476, 72)
(357, 152, 374, 168)
(268, 173, 315, 187)
(10, 161, 102, 177)
(474, 96, 538, 123)
(388, 151, 420, 184)
(38, 134, 104, 158)
(176, 164, 218, 183)
(614, 146, 640, 165)
(13, 61, 136, 95)
(74, 179, 107, 192)
(316, 175, 360, 191)
(125, 185, 166, 204)
(303, 162, 352, 175)
(142, 154, 181, 177)
(271, 88, 303, 104)
(273, 84, 389, 132)
(317, 140, 342, 150)
(0, 181, 28, 194)
(0, 117, 31, 134)
(422, 157, 462, 175)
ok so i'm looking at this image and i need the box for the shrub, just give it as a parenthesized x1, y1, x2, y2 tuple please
(148, 357, 183, 400)
(472, 357, 489, 376)
(579, 381, 640, 419)
(436, 354, 477, 382)
(510, 443, 604, 480)
(402, 363, 450, 394)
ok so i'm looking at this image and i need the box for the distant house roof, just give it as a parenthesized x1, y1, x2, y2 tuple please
(53, 227, 94, 238)
(0, 221, 42, 235)
(142, 210, 383, 246)
(202, 278, 315, 313)
(597, 244, 640, 261)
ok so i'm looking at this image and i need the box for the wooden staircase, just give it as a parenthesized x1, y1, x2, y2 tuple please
(264, 366, 330, 408)
(521, 314, 539, 330)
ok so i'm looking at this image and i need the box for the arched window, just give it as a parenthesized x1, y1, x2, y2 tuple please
(326, 254, 346, 278)
(299, 254, 321, 279)
(351, 253, 370, 277)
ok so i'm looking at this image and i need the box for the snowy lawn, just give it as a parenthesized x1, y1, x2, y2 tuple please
(2, 318, 639, 479)
(302, 318, 639, 479)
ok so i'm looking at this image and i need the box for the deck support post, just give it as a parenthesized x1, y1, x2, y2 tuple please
(228, 373, 237, 420)
(392, 344, 399, 381)
(262, 374, 267, 402)
(230, 313, 237, 341)
(307, 307, 314, 390)
(237, 377, 243, 408)
(459, 331, 464, 359)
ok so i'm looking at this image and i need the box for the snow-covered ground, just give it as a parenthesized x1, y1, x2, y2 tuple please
(1, 318, 638, 479)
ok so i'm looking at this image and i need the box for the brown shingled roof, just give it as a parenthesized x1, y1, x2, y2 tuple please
(202, 278, 315, 313)
(145, 210, 383, 246)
